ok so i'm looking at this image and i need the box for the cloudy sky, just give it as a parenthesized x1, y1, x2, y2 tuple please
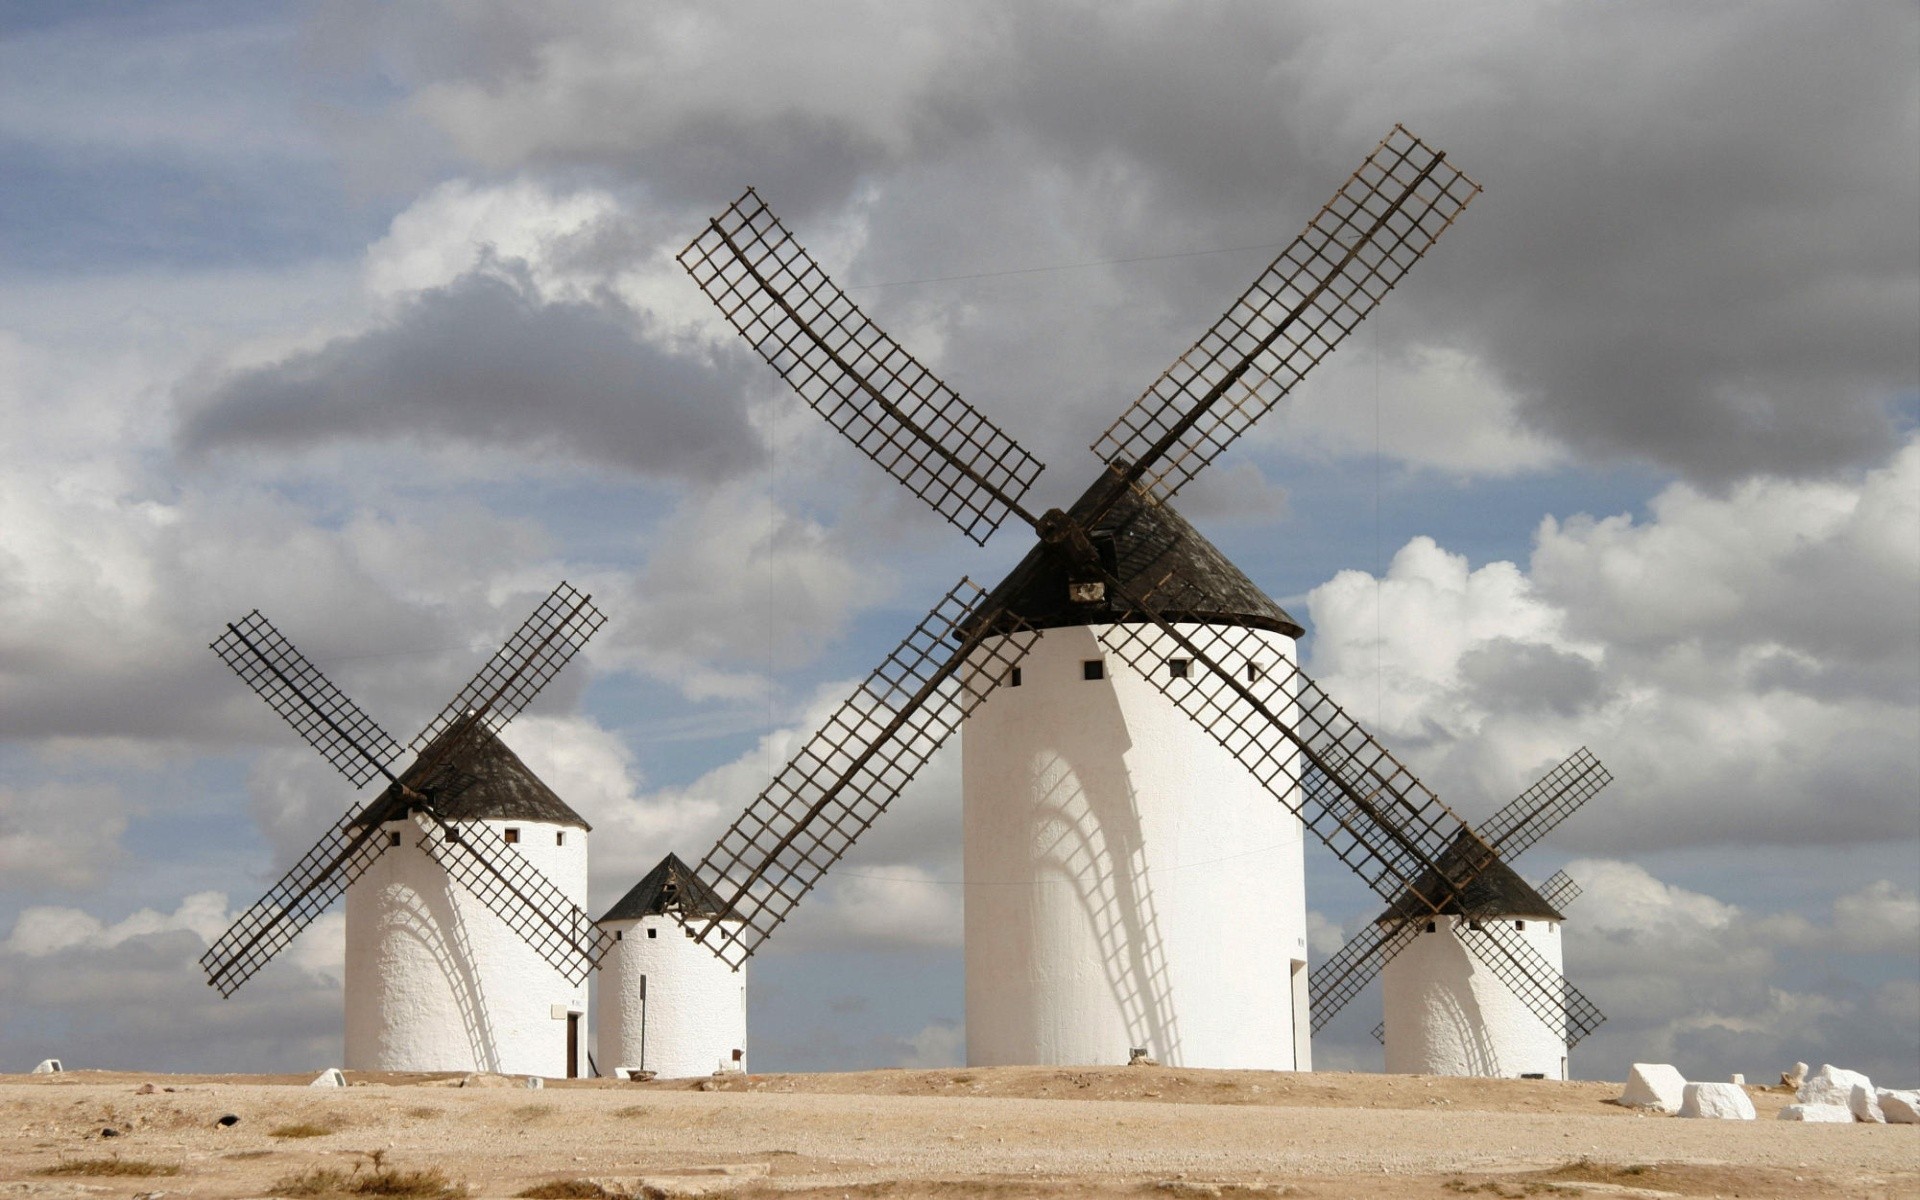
(1, 1, 1915, 1083)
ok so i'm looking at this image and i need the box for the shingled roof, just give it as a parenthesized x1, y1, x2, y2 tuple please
(1375, 829, 1564, 924)
(969, 471, 1303, 637)
(351, 717, 590, 831)
(599, 853, 732, 923)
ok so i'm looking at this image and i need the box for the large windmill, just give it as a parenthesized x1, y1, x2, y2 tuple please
(672, 125, 1606, 1066)
(1310, 748, 1611, 1078)
(201, 583, 611, 1076)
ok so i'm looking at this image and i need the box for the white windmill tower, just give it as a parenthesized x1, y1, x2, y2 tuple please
(960, 484, 1310, 1069)
(597, 853, 748, 1078)
(202, 584, 612, 1078)
(666, 125, 1606, 1070)
(1310, 753, 1610, 1079)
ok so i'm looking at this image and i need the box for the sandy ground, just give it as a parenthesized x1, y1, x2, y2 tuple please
(2, 1066, 1913, 1198)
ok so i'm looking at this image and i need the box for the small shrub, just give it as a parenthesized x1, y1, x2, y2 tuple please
(272, 1152, 465, 1198)
(516, 1181, 609, 1199)
(271, 1121, 338, 1138)
(35, 1156, 183, 1177)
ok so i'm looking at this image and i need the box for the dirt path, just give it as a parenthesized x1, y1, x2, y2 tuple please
(3, 1067, 1912, 1198)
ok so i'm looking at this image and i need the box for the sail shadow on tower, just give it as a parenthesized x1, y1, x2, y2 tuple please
(201, 583, 610, 1077)
(671, 124, 1607, 1069)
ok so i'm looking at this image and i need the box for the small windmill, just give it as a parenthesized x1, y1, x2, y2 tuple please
(202, 583, 611, 1076)
(596, 853, 748, 1079)
(671, 125, 1606, 1065)
(1309, 748, 1610, 1078)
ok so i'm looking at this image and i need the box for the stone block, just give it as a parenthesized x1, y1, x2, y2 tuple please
(1798, 1063, 1872, 1108)
(1782, 1061, 1808, 1089)
(1778, 1103, 1854, 1122)
(1618, 1063, 1688, 1113)
(1678, 1081, 1756, 1120)
(1877, 1089, 1920, 1124)
(1849, 1082, 1884, 1123)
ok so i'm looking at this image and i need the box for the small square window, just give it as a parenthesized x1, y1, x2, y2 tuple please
(1246, 663, 1264, 682)
(615, 929, 623, 941)
(1168, 658, 1191, 679)
(445, 829, 459, 844)
(556, 831, 565, 846)
(1008, 666, 1022, 688)
(647, 927, 658, 939)
(1424, 920, 1437, 934)
(504, 827, 520, 845)
(388, 831, 402, 847)
(1082, 659, 1104, 681)
(1515, 919, 1526, 930)
(1468, 919, 1484, 931)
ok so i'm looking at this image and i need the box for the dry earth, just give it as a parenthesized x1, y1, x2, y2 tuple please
(2, 1066, 1912, 1199)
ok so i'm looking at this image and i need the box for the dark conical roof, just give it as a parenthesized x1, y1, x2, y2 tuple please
(970, 471, 1303, 637)
(599, 853, 732, 923)
(351, 717, 590, 831)
(1375, 829, 1564, 924)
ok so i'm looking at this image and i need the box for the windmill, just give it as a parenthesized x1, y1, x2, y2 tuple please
(1309, 748, 1611, 1078)
(201, 583, 611, 1077)
(672, 125, 1606, 1067)
(596, 853, 748, 1079)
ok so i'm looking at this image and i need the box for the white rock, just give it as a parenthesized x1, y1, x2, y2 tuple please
(1782, 1061, 1808, 1089)
(1849, 1082, 1885, 1123)
(1798, 1063, 1872, 1108)
(1678, 1082, 1756, 1120)
(309, 1068, 346, 1088)
(1618, 1063, 1688, 1113)
(1778, 1103, 1855, 1122)
(1876, 1089, 1920, 1124)
(30, 1059, 62, 1074)
(524, 1076, 543, 1089)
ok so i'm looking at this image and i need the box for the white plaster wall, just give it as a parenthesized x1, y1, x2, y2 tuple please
(1381, 914, 1569, 1078)
(963, 622, 1309, 1070)
(345, 816, 589, 1076)
(596, 914, 748, 1079)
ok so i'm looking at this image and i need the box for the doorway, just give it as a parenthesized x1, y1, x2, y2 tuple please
(566, 1012, 580, 1078)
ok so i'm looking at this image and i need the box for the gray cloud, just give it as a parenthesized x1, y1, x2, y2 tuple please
(312, 1, 1917, 487)
(178, 267, 761, 482)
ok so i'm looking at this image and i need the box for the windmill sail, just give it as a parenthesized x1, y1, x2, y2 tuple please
(1091, 125, 1481, 510)
(202, 584, 606, 996)
(212, 611, 406, 789)
(688, 579, 1038, 967)
(679, 189, 1045, 544)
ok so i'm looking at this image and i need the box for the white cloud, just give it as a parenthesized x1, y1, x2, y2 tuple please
(4, 891, 233, 957)
(0, 782, 130, 889)
(896, 1018, 964, 1068)
(1559, 858, 1917, 1083)
(1303, 438, 1920, 850)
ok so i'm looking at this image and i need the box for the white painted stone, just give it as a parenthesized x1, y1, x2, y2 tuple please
(30, 1059, 61, 1074)
(344, 815, 589, 1076)
(597, 913, 747, 1080)
(1849, 1082, 1885, 1123)
(1778, 1103, 1854, 1122)
(1782, 1061, 1808, 1089)
(962, 624, 1310, 1070)
(1382, 914, 1569, 1079)
(1876, 1088, 1920, 1124)
(1678, 1081, 1755, 1120)
(308, 1068, 346, 1088)
(1798, 1063, 1873, 1108)
(1618, 1063, 1688, 1113)
(1729, 1073, 1745, 1085)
